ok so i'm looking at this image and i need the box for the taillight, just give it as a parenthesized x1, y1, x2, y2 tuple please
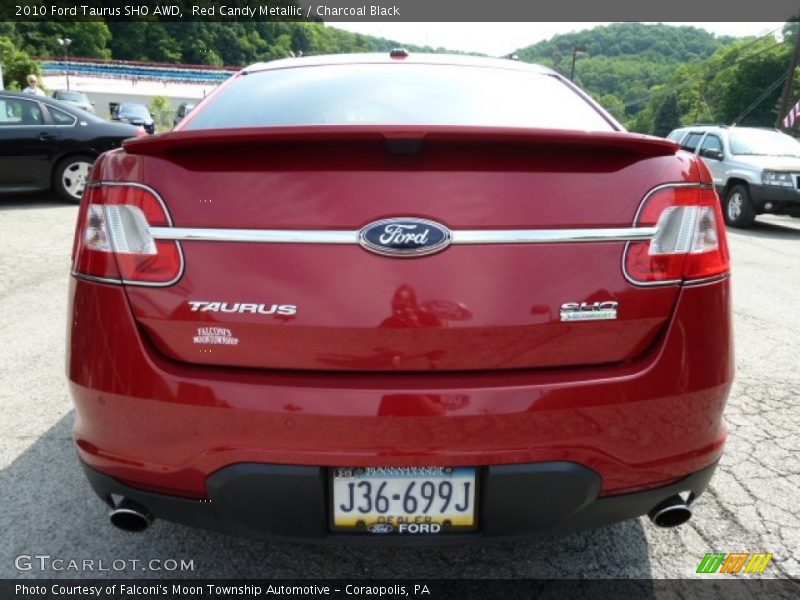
(624, 185, 730, 284)
(72, 184, 182, 285)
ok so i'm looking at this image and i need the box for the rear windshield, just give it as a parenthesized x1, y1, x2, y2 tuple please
(55, 91, 86, 102)
(185, 63, 615, 131)
(120, 104, 150, 118)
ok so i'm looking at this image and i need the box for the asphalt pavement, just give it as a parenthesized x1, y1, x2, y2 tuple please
(0, 193, 798, 579)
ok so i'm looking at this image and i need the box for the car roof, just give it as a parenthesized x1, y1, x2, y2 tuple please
(671, 125, 785, 137)
(243, 53, 557, 76)
(0, 90, 108, 120)
(672, 125, 726, 133)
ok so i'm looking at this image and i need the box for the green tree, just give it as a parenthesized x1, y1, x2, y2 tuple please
(149, 95, 172, 131)
(597, 93, 626, 122)
(631, 33, 795, 132)
(652, 93, 681, 137)
(13, 22, 111, 58)
(0, 36, 42, 90)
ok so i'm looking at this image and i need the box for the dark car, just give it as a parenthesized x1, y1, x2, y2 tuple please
(52, 89, 95, 113)
(69, 54, 732, 542)
(112, 102, 155, 134)
(0, 91, 142, 202)
(173, 102, 195, 127)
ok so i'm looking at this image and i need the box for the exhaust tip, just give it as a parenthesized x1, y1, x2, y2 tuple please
(109, 499, 152, 532)
(649, 495, 692, 528)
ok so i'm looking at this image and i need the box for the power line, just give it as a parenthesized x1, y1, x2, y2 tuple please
(623, 27, 786, 110)
(732, 69, 789, 125)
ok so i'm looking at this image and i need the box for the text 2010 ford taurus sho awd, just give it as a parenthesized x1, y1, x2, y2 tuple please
(67, 53, 733, 541)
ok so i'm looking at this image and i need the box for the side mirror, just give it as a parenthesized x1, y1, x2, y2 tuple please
(700, 148, 724, 161)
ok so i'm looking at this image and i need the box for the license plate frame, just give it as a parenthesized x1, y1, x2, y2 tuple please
(329, 467, 479, 534)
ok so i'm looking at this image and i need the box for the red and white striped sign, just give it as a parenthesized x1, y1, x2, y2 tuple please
(783, 99, 800, 129)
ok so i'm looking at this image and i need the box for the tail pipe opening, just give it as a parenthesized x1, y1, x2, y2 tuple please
(648, 494, 692, 528)
(109, 498, 153, 532)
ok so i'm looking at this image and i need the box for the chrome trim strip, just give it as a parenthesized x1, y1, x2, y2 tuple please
(71, 270, 122, 285)
(682, 273, 731, 286)
(148, 226, 657, 244)
(451, 228, 657, 244)
(149, 227, 358, 244)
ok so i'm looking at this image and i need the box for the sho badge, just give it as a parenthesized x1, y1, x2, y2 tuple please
(560, 301, 618, 322)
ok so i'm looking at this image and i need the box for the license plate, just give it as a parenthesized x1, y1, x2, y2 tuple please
(332, 467, 476, 534)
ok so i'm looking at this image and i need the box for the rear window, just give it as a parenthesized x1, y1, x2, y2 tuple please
(681, 133, 704, 152)
(185, 63, 615, 132)
(666, 130, 685, 142)
(55, 91, 86, 102)
(120, 104, 150, 118)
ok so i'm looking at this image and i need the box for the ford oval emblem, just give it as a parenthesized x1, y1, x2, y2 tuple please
(367, 523, 394, 534)
(359, 218, 451, 257)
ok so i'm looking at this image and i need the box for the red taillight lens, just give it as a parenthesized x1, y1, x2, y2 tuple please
(624, 186, 730, 284)
(72, 184, 182, 285)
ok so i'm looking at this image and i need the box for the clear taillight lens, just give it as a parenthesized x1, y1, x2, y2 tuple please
(624, 186, 730, 284)
(72, 185, 182, 285)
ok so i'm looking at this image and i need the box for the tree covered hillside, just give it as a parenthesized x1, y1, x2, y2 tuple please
(514, 23, 736, 128)
(514, 22, 799, 135)
(1, 20, 454, 67)
(2, 20, 797, 135)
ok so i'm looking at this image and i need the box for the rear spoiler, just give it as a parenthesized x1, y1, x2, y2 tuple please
(123, 125, 679, 157)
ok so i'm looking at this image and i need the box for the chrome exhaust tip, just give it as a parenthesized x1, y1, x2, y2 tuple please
(109, 498, 153, 532)
(648, 494, 692, 528)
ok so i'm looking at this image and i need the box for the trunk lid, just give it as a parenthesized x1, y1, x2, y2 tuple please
(116, 127, 687, 372)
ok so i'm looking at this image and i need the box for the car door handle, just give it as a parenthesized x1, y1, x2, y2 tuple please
(39, 132, 59, 141)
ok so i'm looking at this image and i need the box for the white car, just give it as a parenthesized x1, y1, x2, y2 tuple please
(667, 126, 800, 228)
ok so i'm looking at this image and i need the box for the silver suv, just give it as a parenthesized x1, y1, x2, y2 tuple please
(667, 126, 800, 228)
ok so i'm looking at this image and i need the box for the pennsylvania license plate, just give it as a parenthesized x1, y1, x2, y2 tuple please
(332, 467, 477, 534)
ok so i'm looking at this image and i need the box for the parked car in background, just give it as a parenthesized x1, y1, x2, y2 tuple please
(112, 102, 155, 134)
(69, 53, 732, 542)
(667, 125, 800, 228)
(51, 90, 95, 113)
(0, 91, 142, 202)
(173, 102, 196, 127)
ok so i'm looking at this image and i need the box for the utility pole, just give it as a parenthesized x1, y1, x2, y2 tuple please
(776, 26, 800, 129)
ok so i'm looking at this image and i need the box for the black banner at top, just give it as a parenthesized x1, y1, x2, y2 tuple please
(3, 0, 800, 22)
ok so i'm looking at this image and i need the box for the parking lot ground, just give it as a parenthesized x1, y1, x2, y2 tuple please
(0, 196, 798, 579)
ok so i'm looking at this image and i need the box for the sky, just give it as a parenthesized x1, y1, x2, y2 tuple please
(332, 22, 784, 56)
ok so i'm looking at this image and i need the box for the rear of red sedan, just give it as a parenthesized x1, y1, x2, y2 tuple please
(67, 54, 733, 541)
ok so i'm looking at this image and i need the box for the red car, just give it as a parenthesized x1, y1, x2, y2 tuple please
(67, 53, 733, 541)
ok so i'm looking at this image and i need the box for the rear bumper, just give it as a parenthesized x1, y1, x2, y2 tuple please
(83, 459, 717, 543)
